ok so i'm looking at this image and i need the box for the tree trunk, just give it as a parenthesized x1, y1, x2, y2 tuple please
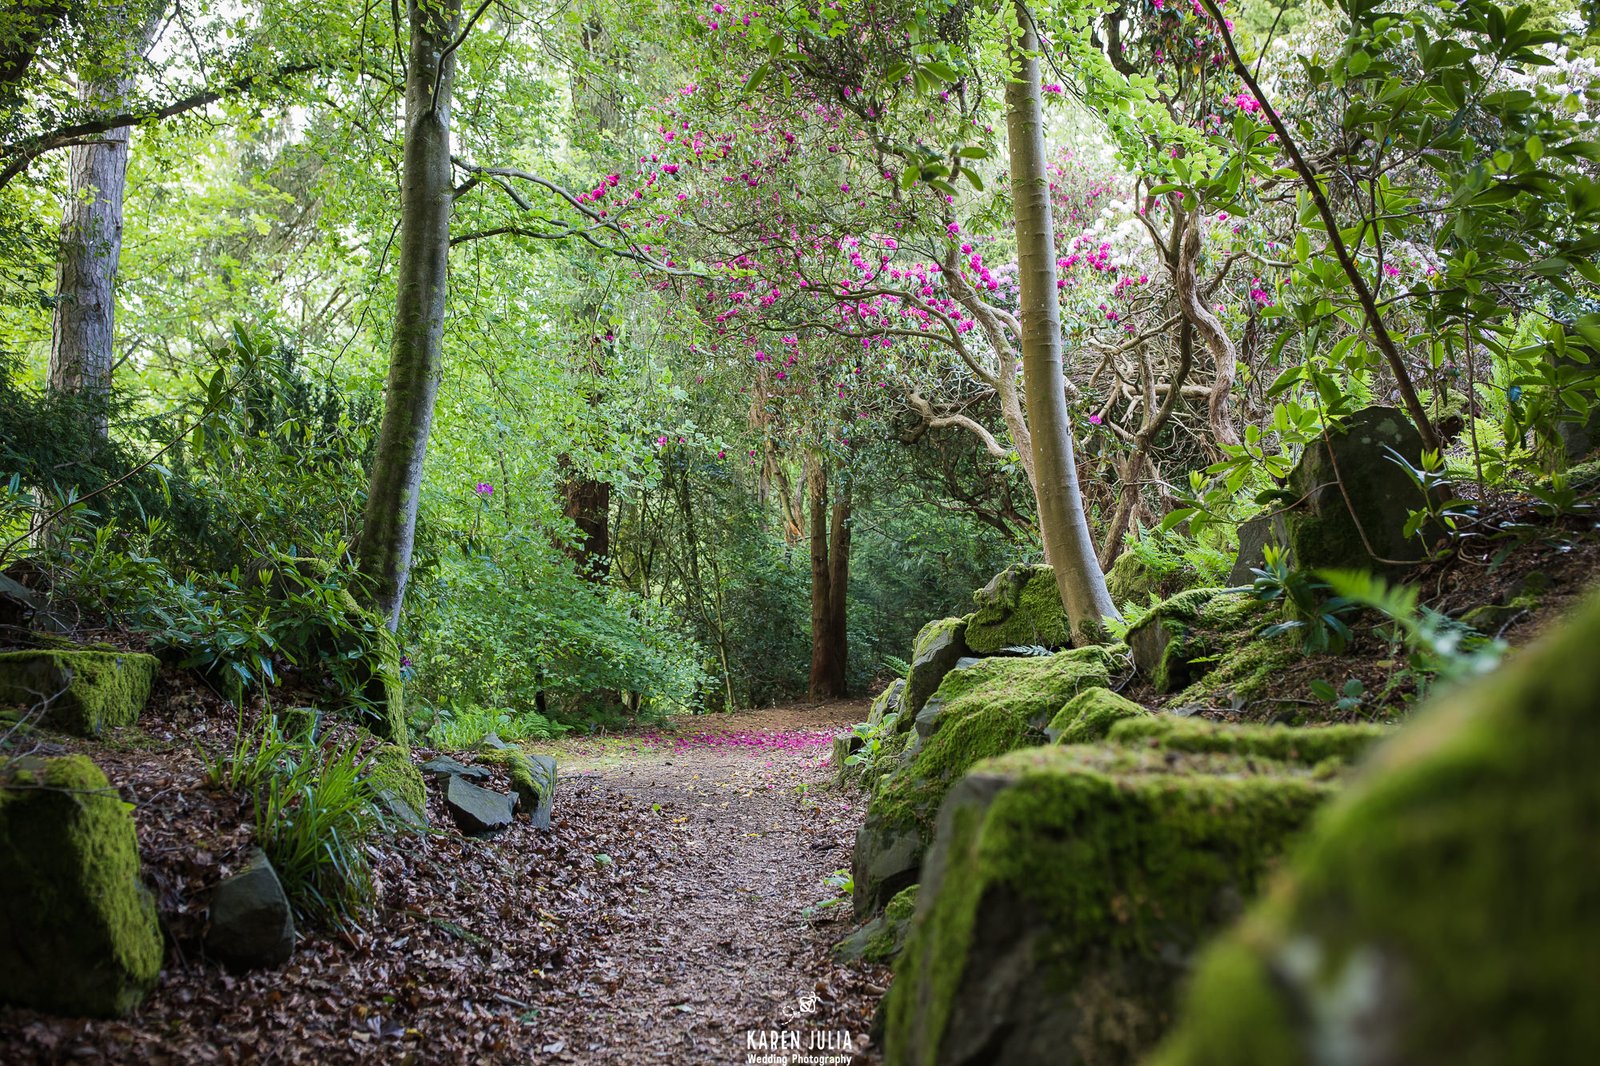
(1173, 207, 1240, 452)
(560, 452, 611, 579)
(356, 0, 462, 629)
(807, 453, 848, 699)
(48, 11, 159, 437)
(826, 478, 851, 694)
(556, 18, 620, 581)
(1003, 1, 1119, 642)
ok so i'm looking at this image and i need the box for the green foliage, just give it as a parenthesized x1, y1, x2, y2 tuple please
(804, 867, 855, 921)
(204, 714, 386, 929)
(1321, 570, 1506, 699)
(422, 702, 567, 750)
(1251, 547, 1357, 654)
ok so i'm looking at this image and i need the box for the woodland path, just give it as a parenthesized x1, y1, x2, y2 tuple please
(531, 700, 884, 1065)
(0, 700, 885, 1065)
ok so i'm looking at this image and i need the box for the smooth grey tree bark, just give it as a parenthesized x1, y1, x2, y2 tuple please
(49, 8, 162, 438)
(357, 0, 463, 629)
(1003, 0, 1119, 640)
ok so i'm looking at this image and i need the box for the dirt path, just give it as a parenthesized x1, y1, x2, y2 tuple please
(533, 700, 884, 1065)
(0, 700, 886, 1065)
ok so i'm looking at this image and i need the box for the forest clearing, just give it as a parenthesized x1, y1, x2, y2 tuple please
(4, 0, 1600, 1063)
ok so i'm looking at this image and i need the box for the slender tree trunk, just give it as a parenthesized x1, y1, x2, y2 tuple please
(357, 0, 462, 629)
(807, 453, 848, 699)
(826, 478, 851, 694)
(1173, 208, 1240, 452)
(49, 10, 159, 437)
(1004, 1, 1119, 641)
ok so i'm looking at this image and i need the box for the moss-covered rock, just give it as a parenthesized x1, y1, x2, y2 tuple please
(1282, 405, 1445, 572)
(1106, 548, 1197, 608)
(965, 564, 1070, 653)
(885, 744, 1339, 1066)
(836, 885, 920, 965)
(853, 651, 1110, 915)
(365, 743, 428, 829)
(868, 679, 906, 728)
(1047, 686, 1150, 743)
(1458, 569, 1551, 634)
(0, 649, 159, 736)
(1127, 588, 1271, 694)
(0, 755, 163, 1016)
(475, 747, 557, 828)
(1148, 589, 1600, 1066)
(904, 618, 970, 722)
(1228, 510, 1290, 585)
(1166, 632, 1304, 717)
(1108, 715, 1392, 767)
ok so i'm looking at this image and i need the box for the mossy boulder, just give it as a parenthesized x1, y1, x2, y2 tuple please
(1458, 569, 1551, 635)
(836, 885, 920, 965)
(904, 618, 970, 721)
(1228, 510, 1290, 585)
(1166, 633, 1305, 718)
(1282, 405, 1446, 572)
(1149, 589, 1600, 1066)
(964, 564, 1070, 653)
(475, 747, 557, 828)
(1127, 588, 1271, 694)
(0, 755, 163, 1016)
(0, 649, 159, 736)
(366, 743, 428, 829)
(868, 678, 906, 728)
(885, 744, 1339, 1066)
(1108, 715, 1392, 767)
(1106, 548, 1197, 608)
(853, 651, 1110, 916)
(1047, 686, 1150, 743)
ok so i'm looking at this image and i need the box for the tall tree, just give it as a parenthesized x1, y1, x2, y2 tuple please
(1004, 0, 1118, 640)
(357, 0, 463, 628)
(49, 6, 162, 438)
(806, 451, 850, 698)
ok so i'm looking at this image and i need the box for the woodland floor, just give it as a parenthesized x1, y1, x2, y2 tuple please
(0, 700, 887, 1065)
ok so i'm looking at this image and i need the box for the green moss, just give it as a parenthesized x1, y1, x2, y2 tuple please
(1143, 937, 1305, 1066)
(887, 744, 1335, 1066)
(1105, 548, 1195, 607)
(364, 743, 427, 828)
(904, 616, 970, 722)
(1048, 686, 1149, 744)
(1128, 589, 1274, 694)
(867, 679, 906, 728)
(1153, 589, 1600, 1066)
(0, 649, 159, 736)
(871, 652, 1110, 835)
(1108, 716, 1392, 766)
(359, 623, 407, 746)
(0, 755, 163, 1016)
(473, 746, 546, 812)
(965, 564, 1071, 653)
(1168, 632, 1303, 714)
(866, 885, 921, 964)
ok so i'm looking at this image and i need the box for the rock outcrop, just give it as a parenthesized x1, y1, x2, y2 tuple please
(0, 754, 163, 1016)
(1150, 590, 1600, 1066)
(963, 565, 1071, 654)
(885, 724, 1358, 1066)
(0, 649, 158, 736)
(853, 649, 1110, 916)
